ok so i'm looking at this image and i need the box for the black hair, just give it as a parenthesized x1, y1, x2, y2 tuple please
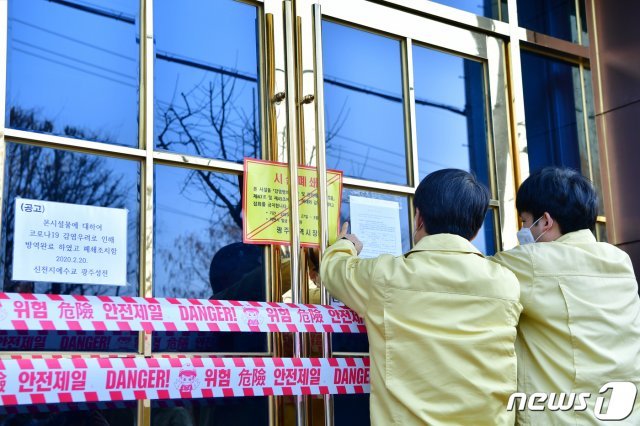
(516, 167, 598, 233)
(414, 168, 490, 240)
(209, 242, 263, 293)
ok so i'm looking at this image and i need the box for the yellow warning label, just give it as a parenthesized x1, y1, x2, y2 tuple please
(243, 159, 342, 246)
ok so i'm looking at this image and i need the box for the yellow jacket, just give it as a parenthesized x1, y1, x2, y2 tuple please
(492, 230, 640, 425)
(321, 234, 522, 425)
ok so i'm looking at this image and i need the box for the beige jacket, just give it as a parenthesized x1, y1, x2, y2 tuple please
(322, 233, 522, 425)
(492, 230, 640, 425)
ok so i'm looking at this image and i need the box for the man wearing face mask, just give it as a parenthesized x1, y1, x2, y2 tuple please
(492, 167, 640, 425)
(321, 168, 522, 425)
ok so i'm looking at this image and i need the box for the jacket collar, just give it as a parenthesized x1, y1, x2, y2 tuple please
(554, 229, 597, 244)
(405, 233, 484, 257)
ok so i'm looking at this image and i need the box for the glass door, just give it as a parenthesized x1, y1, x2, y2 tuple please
(290, 0, 517, 424)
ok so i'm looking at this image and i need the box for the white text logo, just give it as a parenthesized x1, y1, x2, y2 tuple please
(507, 382, 637, 421)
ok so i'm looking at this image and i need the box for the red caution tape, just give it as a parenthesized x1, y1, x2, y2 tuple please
(0, 292, 366, 334)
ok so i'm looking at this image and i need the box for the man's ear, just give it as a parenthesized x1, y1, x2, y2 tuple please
(541, 211, 554, 231)
(415, 208, 424, 230)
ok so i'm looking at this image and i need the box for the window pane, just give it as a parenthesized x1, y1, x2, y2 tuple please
(521, 51, 601, 184)
(1, 144, 140, 296)
(6, 0, 139, 147)
(153, 165, 267, 353)
(431, 0, 507, 20)
(522, 53, 606, 218)
(0, 143, 140, 352)
(151, 397, 268, 426)
(0, 402, 137, 426)
(521, 52, 582, 173)
(332, 189, 410, 353)
(322, 21, 408, 185)
(154, 0, 261, 161)
(517, 0, 583, 43)
(413, 46, 490, 187)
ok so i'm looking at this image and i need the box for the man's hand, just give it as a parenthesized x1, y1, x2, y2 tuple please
(338, 222, 363, 255)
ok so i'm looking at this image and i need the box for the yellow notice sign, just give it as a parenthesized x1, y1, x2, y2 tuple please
(243, 158, 343, 247)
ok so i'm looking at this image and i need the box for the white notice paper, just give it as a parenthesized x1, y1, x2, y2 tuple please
(12, 198, 128, 286)
(349, 196, 402, 259)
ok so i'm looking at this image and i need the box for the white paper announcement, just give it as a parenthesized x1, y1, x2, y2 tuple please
(12, 198, 128, 286)
(349, 196, 402, 259)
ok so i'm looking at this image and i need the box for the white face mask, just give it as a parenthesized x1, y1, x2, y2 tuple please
(516, 216, 546, 245)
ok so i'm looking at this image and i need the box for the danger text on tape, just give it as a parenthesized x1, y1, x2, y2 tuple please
(0, 356, 370, 406)
(0, 292, 366, 334)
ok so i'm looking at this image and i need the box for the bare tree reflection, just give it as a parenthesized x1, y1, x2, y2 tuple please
(154, 73, 255, 297)
(1, 106, 135, 296)
(154, 72, 346, 297)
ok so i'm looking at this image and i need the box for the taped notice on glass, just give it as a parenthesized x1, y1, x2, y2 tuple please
(349, 196, 402, 258)
(12, 199, 128, 286)
(243, 158, 343, 247)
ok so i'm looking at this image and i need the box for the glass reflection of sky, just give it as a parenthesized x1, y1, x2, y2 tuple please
(413, 45, 489, 184)
(412, 45, 494, 255)
(432, 0, 504, 19)
(154, 0, 260, 161)
(6, 0, 139, 147)
(322, 21, 408, 186)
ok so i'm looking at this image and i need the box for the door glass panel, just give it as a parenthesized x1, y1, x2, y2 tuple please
(322, 21, 408, 186)
(154, 0, 261, 161)
(153, 165, 267, 353)
(6, 0, 139, 147)
(0, 402, 137, 426)
(413, 45, 490, 187)
(334, 393, 370, 426)
(0, 143, 141, 353)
